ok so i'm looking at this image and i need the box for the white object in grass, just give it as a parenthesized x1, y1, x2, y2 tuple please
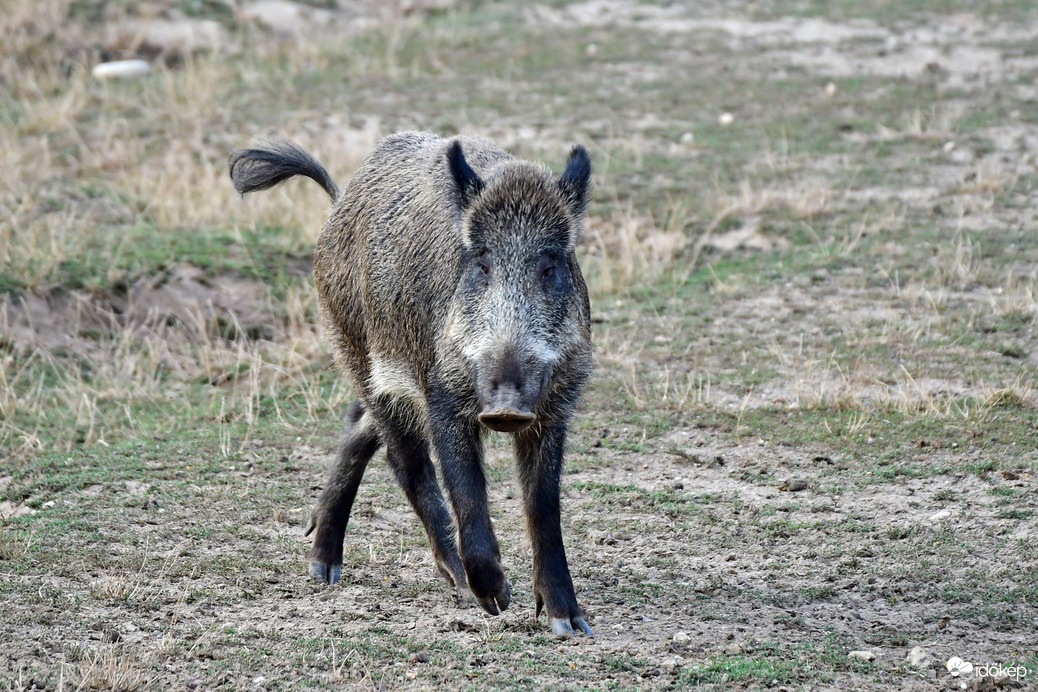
(92, 60, 151, 80)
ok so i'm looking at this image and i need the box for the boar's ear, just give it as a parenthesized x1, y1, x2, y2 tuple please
(557, 145, 591, 216)
(447, 140, 484, 207)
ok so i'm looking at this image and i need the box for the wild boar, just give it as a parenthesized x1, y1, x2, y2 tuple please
(229, 131, 593, 635)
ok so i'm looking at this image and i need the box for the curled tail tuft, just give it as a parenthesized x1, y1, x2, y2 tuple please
(229, 137, 340, 201)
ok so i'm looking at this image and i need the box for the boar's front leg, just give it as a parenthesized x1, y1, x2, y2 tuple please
(380, 425, 472, 602)
(429, 388, 511, 616)
(515, 422, 592, 636)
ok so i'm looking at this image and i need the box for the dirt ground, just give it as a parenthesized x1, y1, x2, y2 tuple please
(1, 0, 1037, 690)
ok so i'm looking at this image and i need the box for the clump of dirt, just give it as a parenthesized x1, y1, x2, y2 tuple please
(1, 264, 285, 355)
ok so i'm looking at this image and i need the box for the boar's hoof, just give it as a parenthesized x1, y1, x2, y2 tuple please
(478, 409, 536, 433)
(309, 561, 342, 585)
(454, 587, 477, 606)
(435, 561, 477, 605)
(474, 579, 511, 616)
(551, 616, 593, 637)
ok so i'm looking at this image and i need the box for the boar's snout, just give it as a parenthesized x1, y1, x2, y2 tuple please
(476, 349, 551, 434)
(478, 394, 537, 433)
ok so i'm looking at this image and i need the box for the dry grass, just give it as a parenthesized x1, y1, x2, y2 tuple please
(88, 540, 183, 604)
(0, 286, 348, 457)
(0, 12, 375, 457)
(0, 0, 392, 292)
(707, 141, 834, 232)
(581, 203, 686, 294)
(0, 9, 378, 458)
(0, 55, 372, 289)
(991, 272, 1038, 317)
(769, 340, 1037, 421)
(619, 364, 712, 412)
(65, 647, 151, 692)
(707, 179, 831, 231)
(876, 105, 957, 142)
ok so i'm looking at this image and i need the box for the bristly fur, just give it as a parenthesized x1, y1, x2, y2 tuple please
(447, 140, 485, 207)
(229, 137, 340, 201)
(557, 145, 592, 217)
(229, 130, 596, 637)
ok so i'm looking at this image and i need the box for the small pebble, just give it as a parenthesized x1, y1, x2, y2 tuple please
(906, 645, 929, 666)
(825, 81, 837, 96)
(718, 112, 734, 126)
(92, 59, 150, 80)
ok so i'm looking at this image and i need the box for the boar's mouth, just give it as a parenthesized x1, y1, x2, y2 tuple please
(478, 407, 536, 433)
(475, 348, 550, 434)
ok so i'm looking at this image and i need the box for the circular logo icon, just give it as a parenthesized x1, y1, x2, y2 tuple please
(946, 657, 974, 677)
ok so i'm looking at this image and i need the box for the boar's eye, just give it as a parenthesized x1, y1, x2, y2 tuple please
(477, 253, 492, 279)
(537, 253, 557, 285)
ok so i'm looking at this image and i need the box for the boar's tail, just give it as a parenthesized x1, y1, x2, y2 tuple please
(229, 137, 340, 201)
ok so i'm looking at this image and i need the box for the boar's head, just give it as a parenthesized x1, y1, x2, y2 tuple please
(445, 141, 592, 434)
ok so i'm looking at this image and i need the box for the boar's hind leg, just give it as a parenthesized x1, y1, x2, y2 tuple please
(515, 422, 593, 636)
(430, 395, 512, 616)
(383, 430, 472, 603)
(305, 402, 381, 585)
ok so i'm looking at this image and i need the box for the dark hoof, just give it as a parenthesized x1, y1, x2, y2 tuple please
(551, 616, 593, 637)
(474, 579, 511, 616)
(306, 506, 346, 586)
(309, 561, 342, 585)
